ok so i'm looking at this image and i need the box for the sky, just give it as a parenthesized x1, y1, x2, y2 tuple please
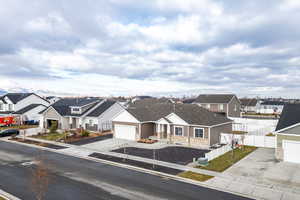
(0, 0, 300, 98)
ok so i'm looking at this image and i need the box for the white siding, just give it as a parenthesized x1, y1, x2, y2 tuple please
(20, 105, 47, 121)
(113, 110, 140, 123)
(15, 94, 50, 111)
(166, 113, 188, 125)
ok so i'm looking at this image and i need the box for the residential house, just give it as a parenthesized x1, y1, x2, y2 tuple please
(46, 96, 61, 104)
(257, 100, 285, 114)
(275, 104, 300, 163)
(40, 98, 123, 132)
(14, 104, 47, 123)
(0, 93, 50, 120)
(112, 103, 232, 147)
(193, 94, 241, 118)
(240, 98, 258, 113)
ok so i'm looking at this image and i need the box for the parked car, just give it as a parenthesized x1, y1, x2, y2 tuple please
(0, 129, 20, 137)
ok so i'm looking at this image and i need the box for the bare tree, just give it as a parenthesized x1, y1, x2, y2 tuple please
(31, 154, 51, 200)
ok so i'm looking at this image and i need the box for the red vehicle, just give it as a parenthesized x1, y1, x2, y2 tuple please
(0, 116, 17, 126)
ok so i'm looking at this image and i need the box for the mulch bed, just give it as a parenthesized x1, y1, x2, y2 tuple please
(89, 153, 183, 175)
(112, 146, 210, 165)
(68, 134, 113, 145)
(10, 138, 68, 150)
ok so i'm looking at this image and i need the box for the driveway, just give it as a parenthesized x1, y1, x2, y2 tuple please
(221, 148, 300, 193)
(69, 134, 113, 145)
(112, 146, 210, 165)
(81, 138, 136, 152)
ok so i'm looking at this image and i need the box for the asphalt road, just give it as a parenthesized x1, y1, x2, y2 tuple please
(0, 141, 253, 200)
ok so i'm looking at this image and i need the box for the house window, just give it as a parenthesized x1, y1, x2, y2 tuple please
(219, 104, 224, 110)
(174, 126, 183, 136)
(207, 104, 210, 109)
(0, 103, 3, 110)
(194, 128, 204, 138)
(89, 119, 93, 126)
(234, 104, 237, 111)
(72, 108, 80, 112)
(8, 104, 13, 111)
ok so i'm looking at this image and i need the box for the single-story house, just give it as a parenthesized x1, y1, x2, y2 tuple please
(13, 104, 47, 123)
(240, 98, 258, 113)
(193, 94, 241, 118)
(112, 103, 232, 147)
(40, 98, 123, 132)
(275, 104, 300, 163)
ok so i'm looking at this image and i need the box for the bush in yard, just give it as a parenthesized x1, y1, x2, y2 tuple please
(49, 121, 58, 134)
(81, 130, 90, 137)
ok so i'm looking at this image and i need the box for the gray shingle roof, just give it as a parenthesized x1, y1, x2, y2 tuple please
(3, 93, 33, 104)
(276, 104, 300, 131)
(47, 98, 101, 117)
(13, 104, 46, 114)
(127, 103, 232, 126)
(87, 100, 116, 117)
(240, 98, 258, 107)
(261, 101, 285, 106)
(194, 94, 235, 104)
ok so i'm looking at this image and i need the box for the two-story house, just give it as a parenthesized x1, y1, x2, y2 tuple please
(193, 94, 241, 118)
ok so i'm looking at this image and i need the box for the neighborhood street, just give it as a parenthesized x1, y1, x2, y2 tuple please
(0, 141, 252, 200)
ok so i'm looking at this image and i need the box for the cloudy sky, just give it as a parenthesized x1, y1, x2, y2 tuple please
(0, 0, 300, 98)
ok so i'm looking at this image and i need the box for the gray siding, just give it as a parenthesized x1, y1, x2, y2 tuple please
(140, 123, 155, 138)
(279, 125, 300, 135)
(210, 123, 232, 145)
(228, 96, 241, 117)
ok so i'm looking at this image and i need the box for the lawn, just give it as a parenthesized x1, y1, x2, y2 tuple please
(33, 132, 67, 141)
(197, 146, 257, 172)
(0, 125, 38, 131)
(178, 171, 214, 182)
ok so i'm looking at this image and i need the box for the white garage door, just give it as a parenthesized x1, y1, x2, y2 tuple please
(114, 124, 136, 140)
(283, 140, 300, 164)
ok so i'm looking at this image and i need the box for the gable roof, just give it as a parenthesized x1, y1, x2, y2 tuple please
(240, 98, 258, 107)
(3, 93, 33, 104)
(127, 103, 232, 126)
(261, 101, 285, 106)
(13, 104, 46, 115)
(86, 100, 116, 117)
(194, 94, 236, 104)
(46, 98, 101, 117)
(129, 98, 173, 107)
(276, 104, 300, 131)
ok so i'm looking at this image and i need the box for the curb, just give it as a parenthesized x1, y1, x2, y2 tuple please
(0, 189, 21, 200)
(1, 138, 258, 200)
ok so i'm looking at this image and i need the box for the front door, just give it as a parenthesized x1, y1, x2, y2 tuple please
(163, 124, 168, 138)
(72, 118, 77, 129)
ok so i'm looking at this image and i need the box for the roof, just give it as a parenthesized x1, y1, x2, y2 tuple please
(129, 98, 173, 107)
(46, 98, 101, 117)
(194, 94, 236, 104)
(13, 104, 46, 115)
(261, 101, 285, 106)
(240, 98, 258, 107)
(276, 104, 300, 131)
(87, 100, 116, 117)
(182, 98, 196, 104)
(127, 103, 232, 126)
(2, 93, 33, 104)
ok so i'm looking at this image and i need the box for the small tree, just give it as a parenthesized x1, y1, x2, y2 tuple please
(31, 155, 51, 200)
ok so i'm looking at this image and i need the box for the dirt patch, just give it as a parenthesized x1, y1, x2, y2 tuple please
(10, 138, 68, 150)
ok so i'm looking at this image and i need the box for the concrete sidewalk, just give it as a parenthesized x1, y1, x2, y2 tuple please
(7, 136, 300, 200)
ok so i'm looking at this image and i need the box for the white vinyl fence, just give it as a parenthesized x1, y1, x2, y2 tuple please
(205, 144, 232, 161)
(221, 133, 275, 148)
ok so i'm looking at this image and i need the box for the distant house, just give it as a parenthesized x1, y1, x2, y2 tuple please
(240, 98, 258, 113)
(257, 101, 285, 114)
(193, 94, 241, 118)
(46, 96, 61, 105)
(0, 93, 50, 124)
(275, 104, 300, 163)
(112, 103, 232, 147)
(40, 98, 123, 132)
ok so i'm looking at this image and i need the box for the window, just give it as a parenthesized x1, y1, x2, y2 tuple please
(89, 119, 93, 126)
(195, 128, 204, 138)
(219, 104, 224, 110)
(0, 103, 3, 110)
(206, 104, 210, 109)
(175, 126, 183, 136)
(72, 108, 80, 112)
(8, 104, 13, 111)
(234, 104, 237, 111)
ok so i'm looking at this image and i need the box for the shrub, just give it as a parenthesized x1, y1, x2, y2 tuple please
(81, 130, 90, 137)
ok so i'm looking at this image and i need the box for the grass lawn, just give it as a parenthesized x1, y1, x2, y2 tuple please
(0, 125, 38, 131)
(266, 133, 275, 136)
(197, 146, 257, 172)
(33, 132, 66, 141)
(178, 171, 214, 182)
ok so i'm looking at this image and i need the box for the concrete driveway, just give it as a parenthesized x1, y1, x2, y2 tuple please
(223, 148, 300, 192)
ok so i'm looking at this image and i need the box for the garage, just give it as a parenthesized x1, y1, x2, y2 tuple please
(114, 124, 137, 140)
(283, 140, 300, 164)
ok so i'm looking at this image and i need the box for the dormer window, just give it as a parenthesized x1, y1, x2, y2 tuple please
(71, 107, 81, 114)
